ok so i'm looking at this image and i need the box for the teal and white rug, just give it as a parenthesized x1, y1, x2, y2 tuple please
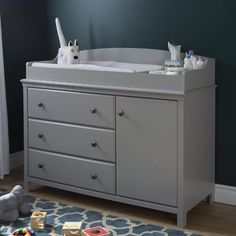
(0, 188, 5, 195)
(0, 195, 202, 236)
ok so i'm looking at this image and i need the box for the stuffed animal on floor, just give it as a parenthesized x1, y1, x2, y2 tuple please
(55, 17, 80, 64)
(0, 185, 31, 222)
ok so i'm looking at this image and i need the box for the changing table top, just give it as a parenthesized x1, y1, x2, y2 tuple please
(21, 48, 215, 97)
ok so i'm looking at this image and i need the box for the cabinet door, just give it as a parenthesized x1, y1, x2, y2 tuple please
(116, 97, 177, 207)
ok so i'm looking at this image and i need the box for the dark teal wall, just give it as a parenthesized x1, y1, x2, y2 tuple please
(2, 1, 235, 186)
(0, 0, 49, 153)
(47, 0, 236, 186)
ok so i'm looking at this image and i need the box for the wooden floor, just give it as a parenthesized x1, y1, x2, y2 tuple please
(1, 167, 236, 236)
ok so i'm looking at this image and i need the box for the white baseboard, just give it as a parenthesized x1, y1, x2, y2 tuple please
(215, 184, 236, 206)
(10, 151, 24, 169)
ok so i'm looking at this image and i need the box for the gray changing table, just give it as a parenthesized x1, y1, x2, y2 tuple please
(21, 48, 215, 227)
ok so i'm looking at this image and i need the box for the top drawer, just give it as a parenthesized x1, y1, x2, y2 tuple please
(28, 88, 115, 129)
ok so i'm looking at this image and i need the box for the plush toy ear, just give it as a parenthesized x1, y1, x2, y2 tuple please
(68, 41, 73, 46)
(74, 39, 79, 47)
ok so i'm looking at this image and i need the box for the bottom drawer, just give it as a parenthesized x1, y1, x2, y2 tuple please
(28, 149, 115, 194)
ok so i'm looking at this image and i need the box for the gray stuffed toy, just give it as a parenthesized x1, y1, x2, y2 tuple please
(0, 185, 31, 222)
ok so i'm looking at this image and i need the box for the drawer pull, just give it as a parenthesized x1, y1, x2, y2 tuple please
(91, 174, 98, 180)
(91, 141, 98, 147)
(90, 107, 97, 114)
(118, 110, 125, 116)
(37, 102, 45, 109)
(38, 164, 44, 169)
(38, 133, 44, 139)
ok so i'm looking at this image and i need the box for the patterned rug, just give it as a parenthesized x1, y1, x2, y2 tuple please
(0, 188, 5, 195)
(0, 195, 202, 236)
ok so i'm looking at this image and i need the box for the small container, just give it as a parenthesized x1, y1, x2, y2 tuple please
(82, 226, 110, 236)
(188, 50, 194, 56)
(62, 222, 82, 236)
(30, 212, 47, 229)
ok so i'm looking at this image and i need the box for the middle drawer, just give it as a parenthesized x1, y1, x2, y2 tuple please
(29, 119, 115, 162)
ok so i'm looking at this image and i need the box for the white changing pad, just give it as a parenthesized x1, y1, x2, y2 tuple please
(32, 60, 164, 73)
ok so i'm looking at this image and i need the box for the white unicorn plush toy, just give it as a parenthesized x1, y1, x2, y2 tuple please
(55, 17, 80, 64)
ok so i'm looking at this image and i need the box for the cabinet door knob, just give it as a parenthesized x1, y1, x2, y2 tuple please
(38, 133, 44, 139)
(38, 164, 44, 169)
(91, 174, 98, 180)
(91, 141, 98, 147)
(91, 107, 97, 114)
(37, 102, 44, 108)
(118, 110, 125, 116)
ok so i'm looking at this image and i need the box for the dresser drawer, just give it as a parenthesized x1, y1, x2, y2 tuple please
(28, 88, 115, 129)
(29, 119, 115, 162)
(28, 149, 115, 194)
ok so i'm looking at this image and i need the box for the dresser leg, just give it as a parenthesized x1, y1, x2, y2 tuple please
(24, 180, 30, 192)
(208, 191, 215, 204)
(177, 211, 187, 228)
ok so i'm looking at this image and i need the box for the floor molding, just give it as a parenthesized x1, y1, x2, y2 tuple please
(215, 184, 236, 206)
(10, 151, 24, 169)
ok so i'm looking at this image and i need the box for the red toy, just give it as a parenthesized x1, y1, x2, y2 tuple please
(82, 226, 110, 236)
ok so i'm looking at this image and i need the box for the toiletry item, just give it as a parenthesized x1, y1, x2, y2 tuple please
(184, 53, 193, 70)
(168, 42, 181, 61)
(164, 60, 182, 67)
(196, 56, 205, 69)
(164, 59, 183, 72)
(190, 55, 197, 69)
(188, 50, 194, 56)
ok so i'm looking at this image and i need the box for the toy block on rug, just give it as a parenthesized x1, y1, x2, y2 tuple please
(82, 226, 110, 236)
(63, 222, 82, 236)
(30, 211, 47, 229)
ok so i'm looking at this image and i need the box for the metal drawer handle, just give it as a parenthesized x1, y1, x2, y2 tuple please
(38, 164, 44, 169)
(91, 107, 97, 114)
(37, 102, 45, 109)
(91, 141, 98, 147)
(118, 110, 125, 116)
(91, 174, 98, 180)
(38, 133, 44, 139)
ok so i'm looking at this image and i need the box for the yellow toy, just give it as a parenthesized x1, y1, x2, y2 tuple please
(62, 222, 82, 236)
(30, 211, 47, 229)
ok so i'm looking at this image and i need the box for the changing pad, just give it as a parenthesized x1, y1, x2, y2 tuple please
(32, 60, 164, 73)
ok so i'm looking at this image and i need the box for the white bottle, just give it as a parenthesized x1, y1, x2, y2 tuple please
(190, 55, 197, 69)
(184, 53, 193, 70)
(196, 56, 205, 69)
